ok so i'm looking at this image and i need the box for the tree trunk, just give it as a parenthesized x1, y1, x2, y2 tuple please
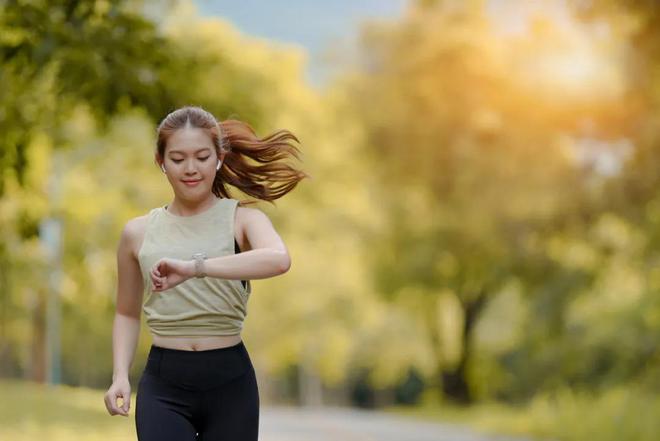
(440, 292, 488, 405)
(29, 287, 46, 382)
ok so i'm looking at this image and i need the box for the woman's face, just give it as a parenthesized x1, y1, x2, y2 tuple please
(160, 127, 221, 200)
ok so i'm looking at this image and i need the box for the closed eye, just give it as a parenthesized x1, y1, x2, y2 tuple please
(171, 156, 211, 163)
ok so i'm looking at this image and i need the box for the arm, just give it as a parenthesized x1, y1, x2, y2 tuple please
(200, 207, 291, 280)
(149, 207, 291, 292)
(113, 219, 144, 379)
(149, 207, 290, 291)
(105, 219, 144, 416)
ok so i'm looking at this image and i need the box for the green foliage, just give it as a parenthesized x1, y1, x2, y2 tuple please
(390, 383, 660, 441)
(0, 0, 185, 195)
(1, 1, 659, 438)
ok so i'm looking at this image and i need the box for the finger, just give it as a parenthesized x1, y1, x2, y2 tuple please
(122, 395, 131, 413)
(106, 396, 121, 416)
(116, 395, 129, 416)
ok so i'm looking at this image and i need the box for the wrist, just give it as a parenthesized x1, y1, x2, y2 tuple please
(113, 372, 129, 382)
(184, 260, 197, 278)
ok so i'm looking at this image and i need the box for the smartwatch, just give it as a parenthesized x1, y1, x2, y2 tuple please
(191, 252, 207, 278)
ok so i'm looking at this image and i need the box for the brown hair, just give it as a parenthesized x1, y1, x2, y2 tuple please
(155, 105, 309, 205)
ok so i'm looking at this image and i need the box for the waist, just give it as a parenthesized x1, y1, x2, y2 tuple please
(144, 339, 252, 391)
(151, 332, 242, 351)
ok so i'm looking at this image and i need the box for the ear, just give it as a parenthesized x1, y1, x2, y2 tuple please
(154, 155, 165, 173)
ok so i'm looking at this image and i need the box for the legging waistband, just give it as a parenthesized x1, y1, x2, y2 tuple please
(143, 340, 252, 390)
(148, 340, 245, 356)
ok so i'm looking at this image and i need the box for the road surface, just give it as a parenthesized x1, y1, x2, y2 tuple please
(259, 405, 534, 441)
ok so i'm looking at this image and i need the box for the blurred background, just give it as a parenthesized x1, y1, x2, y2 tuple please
(1, 0, 659, 440)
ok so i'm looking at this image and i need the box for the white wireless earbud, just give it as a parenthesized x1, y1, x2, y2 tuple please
(216, 160, 222, 171)
(161, 164, 166, 173)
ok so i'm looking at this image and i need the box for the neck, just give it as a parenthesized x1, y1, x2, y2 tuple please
(167, 194, 219, 216)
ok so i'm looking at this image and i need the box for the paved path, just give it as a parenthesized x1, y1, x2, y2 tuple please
(259, 405, 533, 441)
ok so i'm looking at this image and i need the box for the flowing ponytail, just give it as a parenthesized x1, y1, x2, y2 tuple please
(156, 106, 309, 205)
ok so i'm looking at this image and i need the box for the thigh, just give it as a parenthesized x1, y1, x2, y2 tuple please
(198, 365, 260, 441)
(135, 372, 200, 441)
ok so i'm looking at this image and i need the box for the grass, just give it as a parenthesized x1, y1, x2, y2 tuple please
(0, 378, 135, 441)
(386, 385, 660, 441)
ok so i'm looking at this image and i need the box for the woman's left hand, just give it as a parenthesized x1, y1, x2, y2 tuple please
(150, 257, 194, 292)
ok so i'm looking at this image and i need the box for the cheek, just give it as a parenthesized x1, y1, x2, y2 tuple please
(204, 162, 218, 177)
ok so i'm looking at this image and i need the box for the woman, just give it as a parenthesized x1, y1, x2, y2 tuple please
(103, 105, 308, 440)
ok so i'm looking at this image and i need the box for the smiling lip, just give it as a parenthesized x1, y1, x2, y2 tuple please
(182, 179, 202, 186)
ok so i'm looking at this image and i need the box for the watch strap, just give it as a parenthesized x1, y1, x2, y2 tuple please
(192, 252, 207, 278)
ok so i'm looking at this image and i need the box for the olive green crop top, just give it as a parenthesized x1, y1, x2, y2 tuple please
(137, 197, 252, 336)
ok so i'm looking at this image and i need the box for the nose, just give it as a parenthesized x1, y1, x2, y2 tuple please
(184, 159, 198, 175)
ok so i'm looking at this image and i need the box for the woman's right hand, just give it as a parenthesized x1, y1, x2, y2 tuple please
(104, 378, 131, 417)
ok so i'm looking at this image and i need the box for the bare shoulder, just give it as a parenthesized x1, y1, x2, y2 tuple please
(235, 205, 272, 230)
(235, 205, 274, 251)
(236, 205, 269, 221)
(120, 214, 150, 258)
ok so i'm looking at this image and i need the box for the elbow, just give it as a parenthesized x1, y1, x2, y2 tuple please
(277, 251, 291, 274)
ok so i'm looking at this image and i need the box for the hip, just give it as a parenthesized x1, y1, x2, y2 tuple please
(142, 339, 254, 392)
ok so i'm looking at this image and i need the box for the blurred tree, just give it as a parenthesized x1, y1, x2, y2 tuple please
(561, 0, 660, 393)
(0, 0, 192, 194)
(346, 0, 626, 403)
(570, 0, 659, 214)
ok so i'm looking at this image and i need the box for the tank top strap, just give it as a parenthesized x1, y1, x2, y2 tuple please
(146, 206, 160, 224)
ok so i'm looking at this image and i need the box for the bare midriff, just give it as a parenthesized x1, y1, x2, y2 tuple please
(151, 332, 242, 351)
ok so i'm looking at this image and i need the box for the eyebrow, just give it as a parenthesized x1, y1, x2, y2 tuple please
(168, 147, 212, 154)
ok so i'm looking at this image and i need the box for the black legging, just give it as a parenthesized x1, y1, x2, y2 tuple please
(135, 340, 259, 440)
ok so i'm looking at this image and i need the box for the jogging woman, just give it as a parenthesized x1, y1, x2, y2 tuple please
(103, 105, 308, 440)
